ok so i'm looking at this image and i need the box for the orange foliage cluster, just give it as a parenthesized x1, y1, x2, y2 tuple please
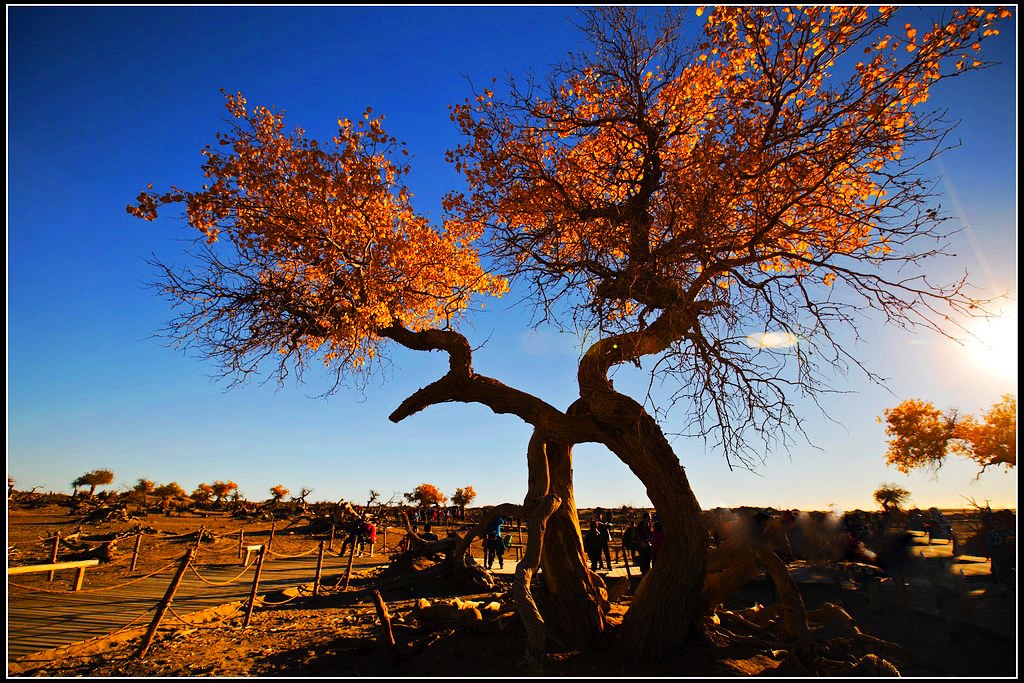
(269, 484, 290, 501)
(211, 480, 239, 501)
(407, 482, 446, 507)
(126, 7, 1012, 431)
(881, 398, 953, 472)
(446, 6, 1011, 321)
(192, 483, 215, 502)
(881, 395, 1016, 474)
(953, 395, 1018, 470)
(451, 485, 477, 508)
(128, 91, 506, 372)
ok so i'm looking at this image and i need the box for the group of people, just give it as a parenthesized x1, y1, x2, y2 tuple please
(409, 506, 452, 525)
(389, 505, 1015, 598)
(585, 509, 662, 575)
(340, 516, 377, 557)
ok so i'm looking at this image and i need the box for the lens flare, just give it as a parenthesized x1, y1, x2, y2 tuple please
(745, 331, 799, 349)
(964, 308, 1018, 378)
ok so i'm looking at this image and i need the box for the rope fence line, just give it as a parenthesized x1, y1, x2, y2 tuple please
(265, 545, 321, 559)
(14, 524, 453, 590)
(187, 561, 255, 587)
(8, 559, 182, 595)
(12, 545, 338, 626)
(14, 524, 346, 577)
(15, 523, 444, 658)
(10, 521, 439, 663)
(22, 521, 377, 566)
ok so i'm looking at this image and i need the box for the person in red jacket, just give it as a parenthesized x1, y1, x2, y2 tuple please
(364, 519, 377, 556)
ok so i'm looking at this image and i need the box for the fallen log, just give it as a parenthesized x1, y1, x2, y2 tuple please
(63, 540, 118, 564)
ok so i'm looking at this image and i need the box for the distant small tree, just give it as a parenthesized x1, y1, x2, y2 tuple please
(881, 395, 1016, 476)
(450, 485, 477, 518)
(192, 483, 215, 504)
(873, 483, 911, 513)
(269, 484, 289, 503)
(211, 480, 239, 505)
(153, 482, 186, 504)
(133, 479, 155, 504)
(404, 483, 446, 509)
(8, 476, 16, 499)
(75, 469, 115, 498)
(296, 487, 313, 503)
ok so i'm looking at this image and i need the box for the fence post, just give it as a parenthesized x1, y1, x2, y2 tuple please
(74, 564, 90, 591)
(313, 541, 325, 598)
(267, 522, 276, 561)
(343, 535, 358, 591)
(48, 533, 61, 581)
(328, 524, 335, 551)
(237, 527, 245, 560)
(382, 527, 388, 554)
(243, 546, 267, 628)
(193, 527, 204, 566)
(130, 533, 143, 572)
(137, 547, 195, 658)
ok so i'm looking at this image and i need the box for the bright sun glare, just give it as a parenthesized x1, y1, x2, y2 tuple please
(965, 308, 1018, 378)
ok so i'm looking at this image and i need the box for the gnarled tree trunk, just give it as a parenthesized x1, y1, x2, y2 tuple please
(382, 323, 708, 659)
(514, 493, 562, 674)
(537, 434, 607, 646)
(591, 393, 708, 661)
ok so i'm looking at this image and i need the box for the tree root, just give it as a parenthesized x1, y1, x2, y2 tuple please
(393, 630, 447, 661)
(705, 600, 903, 676)
(512, 494, 562, 676)
(384, 513, 497, 593)
(374, 551, 496, 595)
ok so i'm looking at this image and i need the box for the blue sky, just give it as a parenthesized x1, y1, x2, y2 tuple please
(8, 7, 1018, 512)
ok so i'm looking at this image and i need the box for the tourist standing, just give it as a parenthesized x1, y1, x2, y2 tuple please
(485, 516, 506, 570)
(635, 512, 653, 575)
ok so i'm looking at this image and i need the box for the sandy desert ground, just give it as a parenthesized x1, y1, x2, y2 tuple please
(7, 502, 1017, 677)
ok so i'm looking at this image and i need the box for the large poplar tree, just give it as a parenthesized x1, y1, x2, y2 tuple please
(129, 6, 1011, 660)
